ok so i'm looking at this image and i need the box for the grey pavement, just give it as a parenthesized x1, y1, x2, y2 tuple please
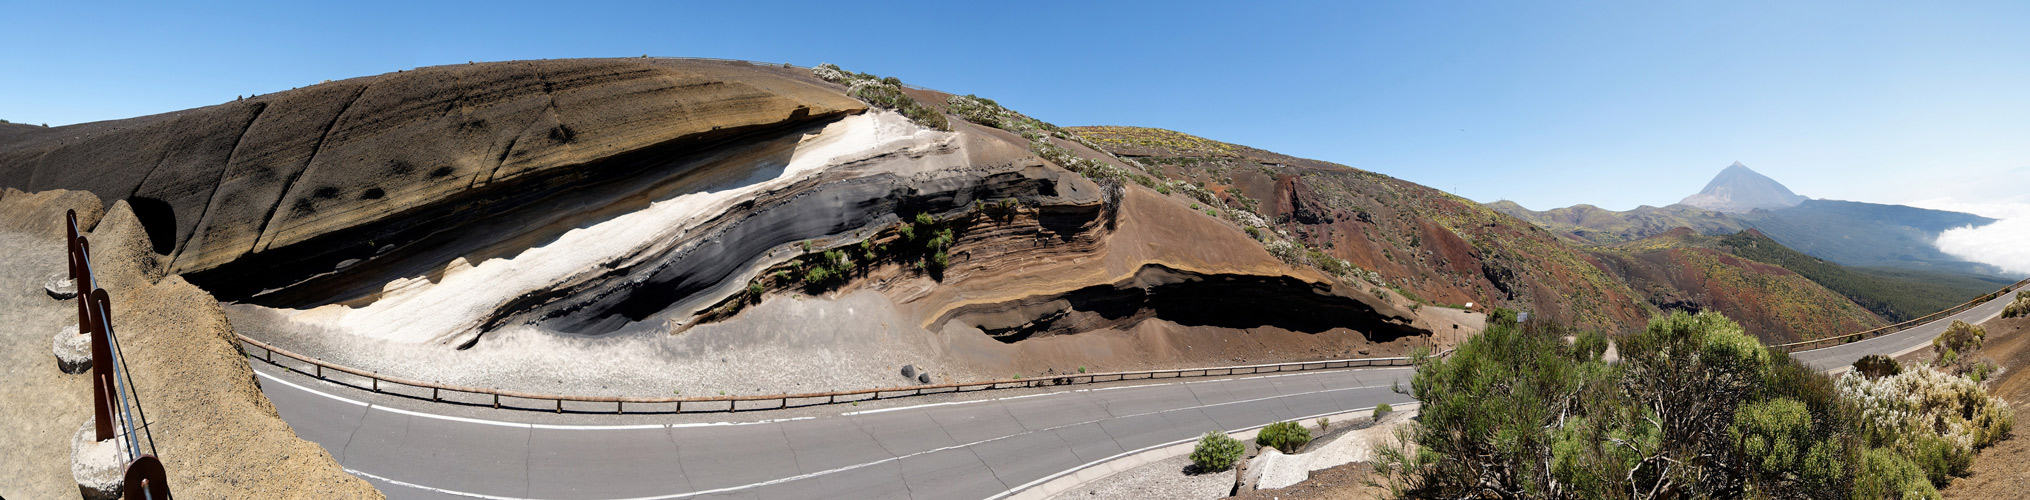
(255, 284, 2024, 500)
(1791, 287, 2023, 372)
(256, 358, 1412, 500)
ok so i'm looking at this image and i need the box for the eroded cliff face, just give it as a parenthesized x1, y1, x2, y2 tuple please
(0, 58, 865, 282)
(2, 59, 1456, 395)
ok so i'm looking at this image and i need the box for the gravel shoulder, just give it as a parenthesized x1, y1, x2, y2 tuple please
(1045, 454, 1235, 500)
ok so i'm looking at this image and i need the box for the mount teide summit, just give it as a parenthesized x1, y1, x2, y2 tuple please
(1677, 162, 1809, 213)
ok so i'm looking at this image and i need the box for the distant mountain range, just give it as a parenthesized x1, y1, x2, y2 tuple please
(1488, 162, 2002, 275)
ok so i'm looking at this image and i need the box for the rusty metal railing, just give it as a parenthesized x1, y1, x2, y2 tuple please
(66, 209, 172, 497)
(237, 331, 1442, 414)
(1774, 276, 2030, 353)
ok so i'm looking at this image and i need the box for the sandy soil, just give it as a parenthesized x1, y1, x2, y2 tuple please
(0, 191, 378, 498)
(1046, 454, 1236, 500)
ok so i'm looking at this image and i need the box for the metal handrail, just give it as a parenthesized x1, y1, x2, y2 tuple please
(238, 330, 1447, 414)
(237, 273, 2030, 414)
(1773, 276, 2030, 353)
(67, 210, 159, 465)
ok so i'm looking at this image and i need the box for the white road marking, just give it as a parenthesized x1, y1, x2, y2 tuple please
(839, 365, 1407, 415)
(255, 368, 797, 431)
(313, 375, 1396, 500)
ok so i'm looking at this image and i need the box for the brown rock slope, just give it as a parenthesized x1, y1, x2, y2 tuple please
(0, 190, 379, 498)
(1072, 125, 1653, 333)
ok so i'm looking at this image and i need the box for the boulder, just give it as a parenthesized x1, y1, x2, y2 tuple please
(917, 372, 932, 384)
(900, 364, 917, 378)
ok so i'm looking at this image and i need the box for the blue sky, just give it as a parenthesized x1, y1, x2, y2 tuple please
(3, 1, 2027, 217)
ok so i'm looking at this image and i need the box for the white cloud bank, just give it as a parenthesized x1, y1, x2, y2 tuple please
(1911, 197, 2030, 276)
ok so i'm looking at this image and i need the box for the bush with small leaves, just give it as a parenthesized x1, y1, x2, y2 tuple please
(1190, 431, 1244, 472)
(1840, 365, 2015, 485)
(1373, 403, 1392, 420)
(2004, 291, 2030, 319)
(1257, 421, 1311, 454)
(1933, 320, 1986, 374)
(1853, 354, 1902, 379)
(1852, 447, 1941, 500)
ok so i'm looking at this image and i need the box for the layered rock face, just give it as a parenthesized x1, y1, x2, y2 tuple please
(0, 58, 865, 282)
(3, 59, 1450, 395)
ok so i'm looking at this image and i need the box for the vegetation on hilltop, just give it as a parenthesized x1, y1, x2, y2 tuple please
(813, 63, 949, 131)
(1590, 229, 1886, 343)
(1373, 310, 2012, 499)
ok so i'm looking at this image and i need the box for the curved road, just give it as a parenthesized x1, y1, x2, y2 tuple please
(255, 288, 2023, 500)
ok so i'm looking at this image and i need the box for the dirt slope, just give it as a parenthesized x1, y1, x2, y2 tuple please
(1937, 315, 2029, 498)
(0, 190, 379, 498)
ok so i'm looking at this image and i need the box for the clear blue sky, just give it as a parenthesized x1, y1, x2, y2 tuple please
(4, 1, 2027, 214)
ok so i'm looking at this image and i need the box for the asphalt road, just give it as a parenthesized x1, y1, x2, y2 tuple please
(255, 287, 2023, 500)
(256, 360, 1417, 500)
(1791, 288, 2021, 372)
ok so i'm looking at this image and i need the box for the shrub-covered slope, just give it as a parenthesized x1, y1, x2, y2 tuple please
(1595, 228, 1886, 343)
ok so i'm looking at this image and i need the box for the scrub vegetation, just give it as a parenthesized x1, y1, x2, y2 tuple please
(1191, 431, 1245, 472)
(1372, 309, 2013, 500)
(813, 63, 948, 131)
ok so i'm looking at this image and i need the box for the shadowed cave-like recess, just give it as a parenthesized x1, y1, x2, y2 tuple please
(938, 264, 1430, 344)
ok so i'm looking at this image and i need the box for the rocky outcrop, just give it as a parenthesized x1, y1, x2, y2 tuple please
(0, 58, 864, 282)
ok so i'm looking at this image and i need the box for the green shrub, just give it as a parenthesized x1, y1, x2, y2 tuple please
(1970, 359, 1999, 382)
(1373, 403, 1392, 419)
(1934, 320, 1987, 374)
(2003, 292, 2030, 319)
(1853, 447, 1941, 500)
(813, 63, 949, 131)
(1257, 421, 1311, 453)
(1190, 431, 1244, 472)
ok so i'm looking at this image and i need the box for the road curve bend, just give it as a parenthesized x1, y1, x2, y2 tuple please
(254, 287, 2024, 499)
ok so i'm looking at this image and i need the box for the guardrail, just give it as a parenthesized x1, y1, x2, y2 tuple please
(66, 209, 172, 498)
(1773, 276, 2030, 353)
(238, 331, 1443, 414)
